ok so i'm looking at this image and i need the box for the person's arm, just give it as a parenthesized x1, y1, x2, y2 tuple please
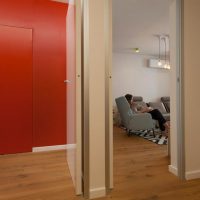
(140, 106, 153, 113)
(140, 107, 149, 113)
(131, 103, 139, 113)
(131, 103, 153, 113)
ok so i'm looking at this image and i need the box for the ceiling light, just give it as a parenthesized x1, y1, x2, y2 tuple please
(133, 48, 140, 53)
(158, 36, 161, 66)
(158, 60, 162, 66)
(163, 36, 171, 70)
(156, 35, 170, 70)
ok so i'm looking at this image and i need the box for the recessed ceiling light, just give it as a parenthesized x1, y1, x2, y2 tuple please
(133, 48, 140, 53)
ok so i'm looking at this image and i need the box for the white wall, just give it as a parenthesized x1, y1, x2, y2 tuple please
(112, 52, 170, 104)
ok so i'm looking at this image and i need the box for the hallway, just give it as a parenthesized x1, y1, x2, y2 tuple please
(0, 151, 79, 200)
(1, 127, 200, 200)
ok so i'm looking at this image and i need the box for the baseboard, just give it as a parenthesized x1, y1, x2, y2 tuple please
(168, 165, 178, 176)
(169, 166, 200, 180)
(66, 144, 76, 149)
(32, 144, 76, 152)
(51, 0, 68, 4)
(186, 170, 200, 180)
(90, 187, 106, 199)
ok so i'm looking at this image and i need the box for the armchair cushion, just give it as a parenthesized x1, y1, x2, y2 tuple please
(149, 101, 170, 121)
(148, 102, 167, 114)
(128, 113, 154, 130)
(132, 96, 148, 110)
(132, 96, 143, 102)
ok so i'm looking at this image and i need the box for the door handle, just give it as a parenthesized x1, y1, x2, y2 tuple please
(64, 80, 71, 83)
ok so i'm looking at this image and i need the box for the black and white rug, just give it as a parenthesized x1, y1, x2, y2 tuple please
(130, 130, 168, 145)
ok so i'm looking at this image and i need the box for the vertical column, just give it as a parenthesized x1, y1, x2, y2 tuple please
(82, 0, 112, 198)
(184, 0, 200, 180)
(89, 0, 106, 198)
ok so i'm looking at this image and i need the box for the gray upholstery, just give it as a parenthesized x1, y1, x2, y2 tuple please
(162, 113, 170, 121)
(132, 96, 147, 110)
(149, 102, 167, 114)
(161, 96, 170, 113)
(115, 96, 155, 131)
(149, 101, 170, 121)
(132, 96, 143, 102)
(132, 96, 170, 122)
(161, 96, 170, 102)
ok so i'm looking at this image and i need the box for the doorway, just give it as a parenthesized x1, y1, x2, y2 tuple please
(109, 0, 183, 185)
(112, 0, 170, 145)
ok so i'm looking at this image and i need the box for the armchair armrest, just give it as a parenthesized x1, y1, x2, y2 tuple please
(128, 113, 154, 131)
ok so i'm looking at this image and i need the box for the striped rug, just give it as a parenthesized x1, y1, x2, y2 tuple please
(130, 130, 168, 145)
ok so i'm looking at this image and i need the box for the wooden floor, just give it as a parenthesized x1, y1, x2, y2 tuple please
(1, 127, 200, 200)
(0, 150, 79, 200)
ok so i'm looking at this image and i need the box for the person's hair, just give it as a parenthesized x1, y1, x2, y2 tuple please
(125, 94, 133, 101)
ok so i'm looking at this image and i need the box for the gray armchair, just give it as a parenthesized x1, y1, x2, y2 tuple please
(115, 96, 155, 136)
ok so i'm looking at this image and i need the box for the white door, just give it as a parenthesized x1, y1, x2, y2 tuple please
(66, 0, 82, 195)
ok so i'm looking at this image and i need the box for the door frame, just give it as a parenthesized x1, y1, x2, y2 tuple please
(175, 0, 185, 180)
(105, 0, 185, 184)
(168, 0, 185, 179)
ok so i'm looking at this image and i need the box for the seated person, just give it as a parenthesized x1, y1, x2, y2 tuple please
(125, 94, 170, 133)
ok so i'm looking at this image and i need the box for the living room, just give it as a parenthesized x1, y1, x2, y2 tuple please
(113, 0, 171, 144)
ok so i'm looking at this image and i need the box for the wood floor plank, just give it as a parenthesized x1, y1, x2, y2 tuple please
(0, 151, 81, 200)
(1, 127, 200, 200)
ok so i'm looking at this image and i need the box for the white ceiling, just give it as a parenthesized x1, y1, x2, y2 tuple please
(112, 0, 170, 56)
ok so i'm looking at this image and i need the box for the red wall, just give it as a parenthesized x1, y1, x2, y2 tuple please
(0, 0, 68, 147)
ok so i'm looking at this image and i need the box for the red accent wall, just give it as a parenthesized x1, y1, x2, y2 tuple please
(0, 0, 68, 147)
(0, 26, 33, 154)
